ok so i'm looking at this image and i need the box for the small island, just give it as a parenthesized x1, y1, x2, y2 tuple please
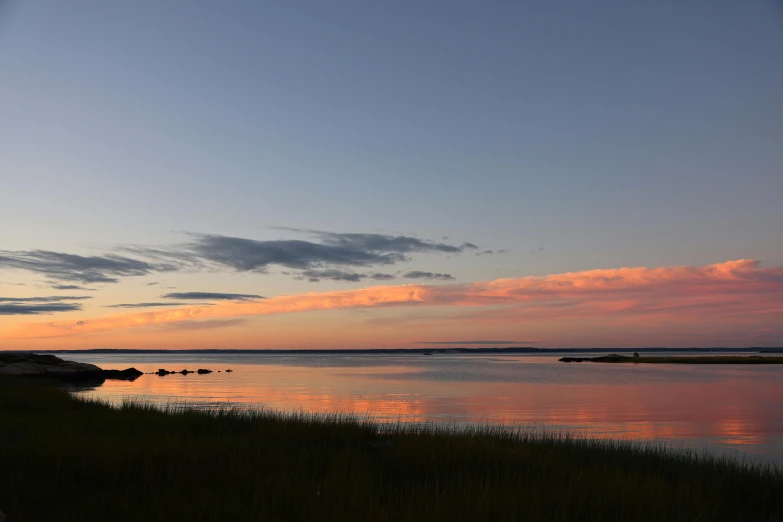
(560, 354, 783, 364)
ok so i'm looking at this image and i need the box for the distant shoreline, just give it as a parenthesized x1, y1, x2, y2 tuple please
(561, 354, 783, 364)
(17, 346, 783, 355)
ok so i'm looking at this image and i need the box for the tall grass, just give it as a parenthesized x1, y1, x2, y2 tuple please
(1, 376, 781, 522)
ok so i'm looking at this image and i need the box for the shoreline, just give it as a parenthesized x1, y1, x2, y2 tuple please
(560, 354, 783, 364)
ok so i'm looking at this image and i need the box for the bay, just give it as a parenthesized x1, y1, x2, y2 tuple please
(67, 352, 783, 463)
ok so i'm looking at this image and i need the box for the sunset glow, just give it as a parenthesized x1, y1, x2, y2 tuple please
(3, 259, 781, 349)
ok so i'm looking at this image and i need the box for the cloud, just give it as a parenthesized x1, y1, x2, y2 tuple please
(296, 269, 397, 282)
(9, 260, 782, 340)
(2, 230, 477, 287)
(416, 340, 539, 345)
(0, 296, 91, 302)
(0, 303, 83, 315)
(176, 233, 399, 271)
(0, 250, 175, 283)
(162, 292, 263, 301)
(302, 230, 478, 255)
(403, 271, 455, 281)
(0, 295, 90, 315)
(106, 302, 191, 309)
(370, 273, 396, 281)
(476, 250, 494, 256)
(50, 284, 95, 291)
(158, 231, 477, 280)
(297, 269, 365, 282)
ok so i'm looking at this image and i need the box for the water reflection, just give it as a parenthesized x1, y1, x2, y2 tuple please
(70, 353, 783, 462)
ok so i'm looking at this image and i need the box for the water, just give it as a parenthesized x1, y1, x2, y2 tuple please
(67, 352, 783, 463)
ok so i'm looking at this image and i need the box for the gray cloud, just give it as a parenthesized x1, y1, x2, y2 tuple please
(106, 302, 190, 308)
(162, 292, 263, 301)
(0, 250, 175, 284)
(303, 230, 478, 255)
(476, 250, 494, 256)
(0, 294, 90, 314)
(181, 233, 403, 271)
(370, 273, 396, 281)
(296, 270, 397, 283)
(0, 303, 84, 315)
(2, 229, 480, 287)
(131, 231, 477, 283)
(0, 296, 91, 302)
(51, 284, 95, 291)
(403, 271, 455, 281)
(297, 269, 365, 282)
(417, 340, 540, 345)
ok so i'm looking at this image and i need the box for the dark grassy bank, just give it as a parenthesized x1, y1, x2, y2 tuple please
(561, 354, 783, 364)
(1, 377, 782, 522)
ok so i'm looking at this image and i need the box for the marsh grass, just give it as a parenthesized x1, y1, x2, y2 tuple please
(1, 376, 782, 521)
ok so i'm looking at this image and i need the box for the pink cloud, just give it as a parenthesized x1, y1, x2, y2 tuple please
(4, 259, 783, 341)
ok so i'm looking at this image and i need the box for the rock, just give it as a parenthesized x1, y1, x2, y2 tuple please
(0, 353, 144, 382)
(59, 362, 102, 372)
(45, 366, 79, 376)
(0, 362, 50, 375)
(102, 368, 143, 381)
(225, 369, 233, 373)
(0, 353, 61, 366)
(156, 368, 212, 376)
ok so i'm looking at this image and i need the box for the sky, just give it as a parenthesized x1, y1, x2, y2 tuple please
(1, 0, 782, 350)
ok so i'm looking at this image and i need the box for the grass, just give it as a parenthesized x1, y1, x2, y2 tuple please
(1, 377, 782, 521)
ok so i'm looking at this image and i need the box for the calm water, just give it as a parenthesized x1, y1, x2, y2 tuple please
(67, 352, 783, 463)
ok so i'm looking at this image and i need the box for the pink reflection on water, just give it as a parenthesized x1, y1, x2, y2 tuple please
(73, 355, 783, 461)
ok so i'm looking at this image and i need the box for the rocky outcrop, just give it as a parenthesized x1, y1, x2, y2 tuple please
(0, 352, 142, 382)
(155, 368, 215, 376)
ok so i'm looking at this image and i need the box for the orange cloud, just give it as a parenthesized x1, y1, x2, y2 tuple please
(4, 259, 783, 340)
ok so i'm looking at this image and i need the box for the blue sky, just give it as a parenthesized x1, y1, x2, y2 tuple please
(0, 1, 782, 348)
